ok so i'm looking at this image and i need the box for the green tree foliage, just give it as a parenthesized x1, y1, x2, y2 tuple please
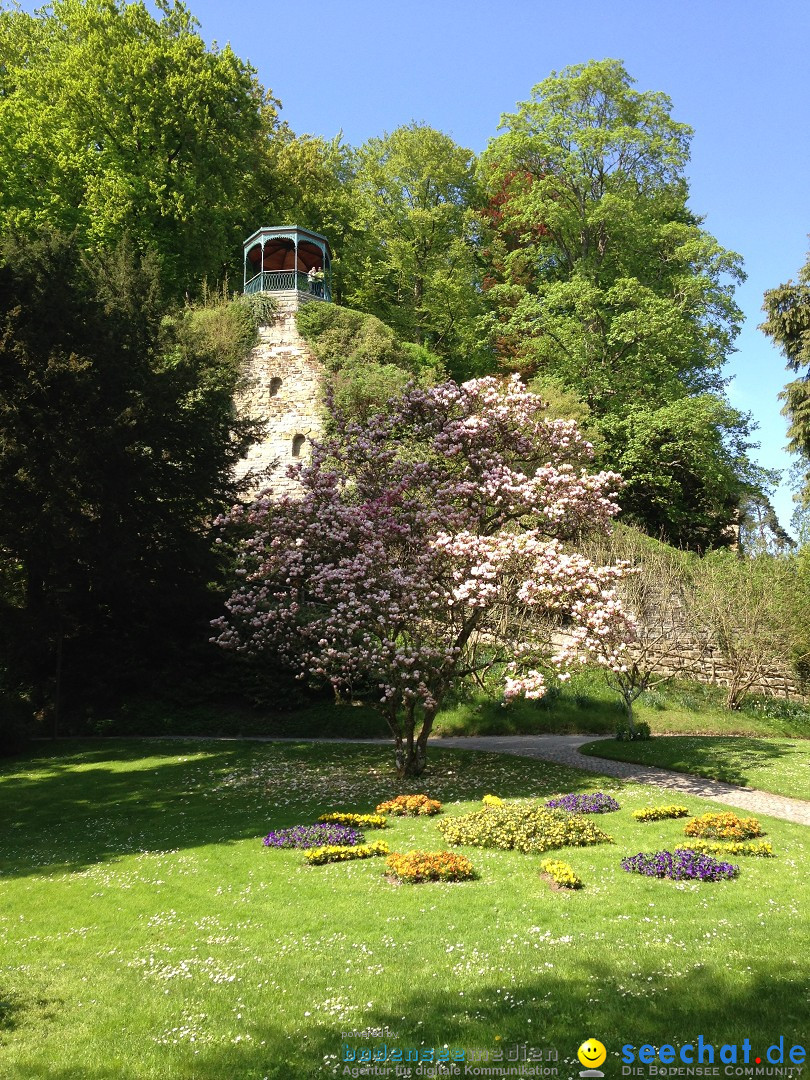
(600, 396, 763, 552)
(259, 131, 362, 304)
(346, 122, 487, 376)
(527, 375, 605, 456)
(0, 0, 278, 298)
(296, 301, 445, 420)
(761, 245, 810, 505)
(480, 60, 754, 547)
(0, 231, 259, 713)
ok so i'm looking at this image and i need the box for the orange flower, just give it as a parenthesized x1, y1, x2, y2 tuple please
(385, 850, 476, 883)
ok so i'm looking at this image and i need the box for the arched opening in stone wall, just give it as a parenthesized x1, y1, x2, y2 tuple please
(291, 434, 306, 458)
(269, 377, 282, 396)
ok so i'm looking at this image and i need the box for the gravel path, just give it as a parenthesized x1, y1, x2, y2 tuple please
(433, 734, 810, 826)
(154, 731, 810, 825)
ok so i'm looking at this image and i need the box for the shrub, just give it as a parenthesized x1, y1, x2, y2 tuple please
(305, 841, 390, 865)
(615, 720, 651, 740)
(684, 813, 763, 841)
(385, 851, 476, 884)
(482, 794, 504, 807)
(621, 849, 739, 881)
(539, 859, 583, 889)
(375, 795, 442, 816)
(545, 792, 620, 814)
(681, 839, 775, 858)
(436, 805, 613, 854)
(295, 302, 445, 421)
(632, 805, 690, 821)
(262, 824, 363, 849)
(318, 813, 388, 829)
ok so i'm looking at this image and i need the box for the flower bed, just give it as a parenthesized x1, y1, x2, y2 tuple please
(318, 813, 388, 829)
(621, 849, 739, 881)
(683, 812, 763, 841)
(482, 794, 504, 808)
(375, 795, 442, 816)
(305, 841, 390, 865)
(262, 824, 363, 849)
(545, 792, 620, 814)
(539, 859, 582, 889)
(436, 805, 613, 854)
(385, 850, 476, 883)
(680, 839, 774, 858)
(632, 805, 690, 821)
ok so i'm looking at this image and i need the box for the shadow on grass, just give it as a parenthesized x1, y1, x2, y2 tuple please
(9, 965, 803, 1079)
(0, 988, 25, 1034)
(0, 739, 622, 881)
(0, 739, 284, 880)
(579, 736, 805, 789)
(178, 966, 810, 1079)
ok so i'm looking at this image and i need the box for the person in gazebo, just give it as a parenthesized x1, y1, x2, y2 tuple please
(308, 265, 325, 295)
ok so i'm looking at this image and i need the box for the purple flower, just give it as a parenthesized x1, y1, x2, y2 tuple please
(546, 792, 620, 814)
(262, 824, 364, 849)
(621, 849, 739, 881)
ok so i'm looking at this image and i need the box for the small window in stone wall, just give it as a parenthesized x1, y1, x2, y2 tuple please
(291, 434, 306, 457)
(269, 377, 282, 396)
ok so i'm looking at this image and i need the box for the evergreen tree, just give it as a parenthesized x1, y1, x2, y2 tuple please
(0, 232, 258, 712)
(761, 244, 810, 507)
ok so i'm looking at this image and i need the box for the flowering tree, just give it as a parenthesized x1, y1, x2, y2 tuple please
(213, 376, 633, 777)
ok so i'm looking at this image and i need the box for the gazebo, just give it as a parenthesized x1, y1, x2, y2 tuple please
(242, 226, 333, 302)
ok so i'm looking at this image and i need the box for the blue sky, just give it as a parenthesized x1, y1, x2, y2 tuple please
(25, 0, 810, 529)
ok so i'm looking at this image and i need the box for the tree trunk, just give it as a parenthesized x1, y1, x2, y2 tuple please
(624, 697, 635, 731)
(395, 708, 436, 779)
(725, 672, 744, 710)
(396, 742, 427, 779)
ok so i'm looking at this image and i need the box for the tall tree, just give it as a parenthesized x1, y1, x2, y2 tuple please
(258, 130, 362, 304)
(0, 231, 258, 710)
(346, 122, 487, 377)
(761, 244, 810, 506)
(600, 396, 764, 552)
(480, 60, 755, 547)
(0, 0, 278, 297)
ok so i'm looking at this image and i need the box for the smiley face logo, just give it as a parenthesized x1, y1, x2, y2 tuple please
(578, 1039, 607, 1070)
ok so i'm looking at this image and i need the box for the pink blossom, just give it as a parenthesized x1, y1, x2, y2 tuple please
(212, 375, 635, 775)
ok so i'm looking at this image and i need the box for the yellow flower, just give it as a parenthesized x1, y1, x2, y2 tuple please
(632, 805, 689, 821)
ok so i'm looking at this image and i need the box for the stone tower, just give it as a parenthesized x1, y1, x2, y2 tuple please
(236, 226, 333, 497)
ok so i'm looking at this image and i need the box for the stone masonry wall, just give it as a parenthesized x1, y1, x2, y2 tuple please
(235, 291, 325, 498)
(627, 631, 806, 702)
(550, 624, 806, 702)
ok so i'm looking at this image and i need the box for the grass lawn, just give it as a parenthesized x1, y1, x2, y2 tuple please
(432, 675, 810, 740)
(578, 736, 810, 800)
(90, 671, 810, 744)
(0, 739, 807, 1079)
